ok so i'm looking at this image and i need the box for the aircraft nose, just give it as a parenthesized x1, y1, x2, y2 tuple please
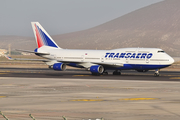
(169, 56, 174, 64)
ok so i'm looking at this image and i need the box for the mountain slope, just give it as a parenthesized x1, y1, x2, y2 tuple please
(1, 0, 180, 56)
(0, 36, 35, 50)
(53, 0, 180, 56)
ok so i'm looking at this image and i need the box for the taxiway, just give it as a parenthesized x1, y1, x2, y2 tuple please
(0, 68, 180, 120)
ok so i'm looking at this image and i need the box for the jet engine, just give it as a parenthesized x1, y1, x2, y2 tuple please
(52, 63, 66, 71)
(90, 65, 104, 74)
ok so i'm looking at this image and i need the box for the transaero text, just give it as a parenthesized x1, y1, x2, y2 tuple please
(105, 53, 153, 59)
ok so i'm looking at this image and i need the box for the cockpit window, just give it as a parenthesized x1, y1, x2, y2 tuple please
(158, 51, 165, 53)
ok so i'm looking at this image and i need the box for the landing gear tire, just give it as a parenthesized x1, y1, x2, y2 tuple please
(154, 69, 160, 77)
(154, 73, 159, 77)
(103, 71, 108, 75)
(113, 71, 121, 75)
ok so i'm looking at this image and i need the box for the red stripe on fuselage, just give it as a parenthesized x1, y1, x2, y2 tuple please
(34, 25, 44, 48)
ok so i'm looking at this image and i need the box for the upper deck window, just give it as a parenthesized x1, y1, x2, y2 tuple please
(158, 51, 165, 53)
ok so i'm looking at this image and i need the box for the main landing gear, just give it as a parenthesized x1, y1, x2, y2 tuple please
(91, 71, 108, 76)
(113, 70, 121, 75)
(154, 69, 160, 77)
(102, 70, 121, 75)
(102, 70, 108, 75)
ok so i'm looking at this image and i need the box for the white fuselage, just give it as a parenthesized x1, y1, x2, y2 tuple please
(37, 46, 174, 70)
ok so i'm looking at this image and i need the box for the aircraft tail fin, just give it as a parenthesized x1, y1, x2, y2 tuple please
(31, 22, 61, 49)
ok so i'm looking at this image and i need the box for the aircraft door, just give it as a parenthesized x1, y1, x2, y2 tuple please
(146, 57, 149, 63)
(51, 54, 57, 59)
(81, 55, 84, 62)
(101, 55, 104, 62)
(146, 52, 150, 63)
(126, 58, 129, 63)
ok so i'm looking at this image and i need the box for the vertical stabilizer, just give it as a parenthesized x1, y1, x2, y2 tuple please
(31, 22, 60, 48)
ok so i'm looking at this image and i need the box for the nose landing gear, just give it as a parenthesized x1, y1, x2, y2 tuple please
(154, 69, 160, 77)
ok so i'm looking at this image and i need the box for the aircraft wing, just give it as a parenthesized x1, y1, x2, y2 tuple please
(5, 54, 124, 68)
(56, 60, 82, 64)
(16, 49, 50, 55)
(4, 55, 50, 62)
(92, 62, 124, 67)
(57, 60, 124, 68)
(5, 54, 84, 65)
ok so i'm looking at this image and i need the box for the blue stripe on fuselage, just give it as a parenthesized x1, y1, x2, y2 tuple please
(106, 64, 170, 70)
(68, 63, 170, 70)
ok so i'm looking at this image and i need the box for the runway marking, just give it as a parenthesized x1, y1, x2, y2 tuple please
(170, 77, 180, 79)
(0, 73, 8, 74)
(70, 99, 104, 102)
(1, 84, 14, 86)
(166, 75, 180, 77)
(119, 98, 159, 101)
(0, 71, 11, 72)
(73, 75, 104, 77)
(73, 75, 91, 77)
(0, 96, 6, 98)
(0, 71, 42, 74)
(70, 98, 158, 102)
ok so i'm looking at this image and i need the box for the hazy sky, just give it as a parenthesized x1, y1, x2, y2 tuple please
(0, 0, 163, 36)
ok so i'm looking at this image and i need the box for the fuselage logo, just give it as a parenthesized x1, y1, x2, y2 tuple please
(105, 53, 153, 59)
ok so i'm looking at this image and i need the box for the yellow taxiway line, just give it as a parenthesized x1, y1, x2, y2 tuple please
(70, 98, 159, 102)
(70, 99, 104, 102)
(170, 77, 180, 79)
(0, 73, 8, 74)
(119, 98, 159, 101)
(0, 96, 6, 98)
(73, 75, 91, 77)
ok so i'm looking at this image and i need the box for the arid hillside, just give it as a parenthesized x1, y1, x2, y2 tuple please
(0, 36, 35, 50)
(1, 0, 180, 56)
(53, 0, 180, 56)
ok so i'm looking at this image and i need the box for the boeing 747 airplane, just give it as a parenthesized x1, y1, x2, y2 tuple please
(6, 22, 174, 76)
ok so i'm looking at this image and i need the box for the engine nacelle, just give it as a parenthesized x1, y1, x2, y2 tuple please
(52, 63, 66, 71)
(136, 70, 148, 73)
(90, 65, 104, 74)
